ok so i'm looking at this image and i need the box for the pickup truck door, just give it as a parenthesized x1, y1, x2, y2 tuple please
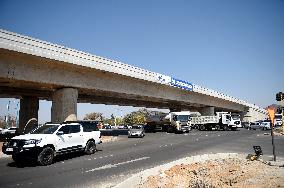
(56, 125, 84, 153)
(69, 124, 84, 149)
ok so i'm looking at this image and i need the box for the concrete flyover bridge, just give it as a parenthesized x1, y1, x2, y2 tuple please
(0, 29, 267, 131)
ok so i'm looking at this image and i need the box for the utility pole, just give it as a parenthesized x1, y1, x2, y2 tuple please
(276, 92, 284, 134)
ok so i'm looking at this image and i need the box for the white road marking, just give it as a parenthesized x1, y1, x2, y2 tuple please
(85, 156, 150, 173)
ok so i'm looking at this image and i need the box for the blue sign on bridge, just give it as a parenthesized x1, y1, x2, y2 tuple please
(156, 74, 193, 91)
(170, 78, 193, 91)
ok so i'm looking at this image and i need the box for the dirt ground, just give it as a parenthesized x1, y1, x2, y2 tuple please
(143, 157, 284, 188)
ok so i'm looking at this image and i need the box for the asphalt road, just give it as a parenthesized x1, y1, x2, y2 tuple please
(0, 128, 283, 188)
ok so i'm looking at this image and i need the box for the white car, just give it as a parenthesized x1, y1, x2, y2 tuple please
(1, 127, 18, 135)
(260, 121, 271, 130)
(2, 122, 101, 165)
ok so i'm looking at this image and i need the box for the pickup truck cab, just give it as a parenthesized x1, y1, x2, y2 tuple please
(2, 122, 101, 165)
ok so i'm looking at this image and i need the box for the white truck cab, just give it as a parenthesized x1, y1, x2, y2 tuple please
(165, 111, 191, 133)
(2, 121, 101, 166)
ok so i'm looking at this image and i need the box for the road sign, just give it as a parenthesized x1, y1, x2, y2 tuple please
(267, 107, 275, 125)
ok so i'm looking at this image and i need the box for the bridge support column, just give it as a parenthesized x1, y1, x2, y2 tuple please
(19, 97, 39, 133)
(200, 107, 215, 116)
(51, 88, 78, 123)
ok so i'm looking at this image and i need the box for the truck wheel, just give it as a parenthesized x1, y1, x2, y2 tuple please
(85, 140, 96, 155)
(215, 125, 220, 131)
(199, 125, 206, 131)
(231, 127, 237, 131)
(37, 147, 54, 166)
(167, 127, 174, 133)
(223, 125, 230, 131)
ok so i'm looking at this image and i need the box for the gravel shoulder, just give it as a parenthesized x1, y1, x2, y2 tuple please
(115, 153, 284, 188)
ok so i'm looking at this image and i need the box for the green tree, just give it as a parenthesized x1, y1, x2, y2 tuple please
(123, 108, 147, 124)
(84, 112, 104, 121)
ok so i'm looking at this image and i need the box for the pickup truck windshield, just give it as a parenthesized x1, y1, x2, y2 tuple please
(31, 125, 60, 134)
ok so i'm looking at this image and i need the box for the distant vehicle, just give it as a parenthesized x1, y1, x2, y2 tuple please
(250, 122, 261, 130)
(274, 114, 282, 127)
(103, 124, 111, 129)
(242, 121, 251, 129)
(260, 121, 271, 130)
(230, 114, 242, 128)
(145, 111, 192, 133)
(118, 124, 128, 129)
(191, 112, 239, 131)
(1, 127, 18, 135)
(128, 124, 145, 138)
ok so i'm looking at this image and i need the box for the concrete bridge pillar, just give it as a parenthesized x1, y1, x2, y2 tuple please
(19, 96, 39, 133)
(200, 106, 215, 116)
(51, 88, 78, 123)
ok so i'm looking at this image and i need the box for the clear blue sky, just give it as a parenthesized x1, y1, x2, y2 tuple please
(0, 0, 283, 123)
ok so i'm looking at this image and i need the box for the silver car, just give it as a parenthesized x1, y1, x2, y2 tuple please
(128, 124, 145, 138)
(250, 122, 261, 130)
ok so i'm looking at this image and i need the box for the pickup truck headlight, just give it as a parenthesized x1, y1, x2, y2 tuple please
(24, 139, 42, 145)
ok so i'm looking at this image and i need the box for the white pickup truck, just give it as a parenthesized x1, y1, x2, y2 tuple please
(2, 121, 101, 165)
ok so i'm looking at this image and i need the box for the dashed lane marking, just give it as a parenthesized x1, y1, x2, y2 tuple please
(85, 156, 150, 172)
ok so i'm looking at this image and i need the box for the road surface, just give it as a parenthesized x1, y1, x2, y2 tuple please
(0, 129, 283, 188)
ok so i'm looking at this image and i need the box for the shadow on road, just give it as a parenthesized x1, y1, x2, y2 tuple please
(6, 149, 103, 168)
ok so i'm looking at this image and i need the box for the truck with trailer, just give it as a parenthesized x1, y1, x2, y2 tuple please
(145, 111, 192, 133)
(191, 112, 240, 131)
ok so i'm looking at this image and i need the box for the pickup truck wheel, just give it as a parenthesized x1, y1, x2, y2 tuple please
(37, 147, 54, 166)
(85, 140, 96, 155)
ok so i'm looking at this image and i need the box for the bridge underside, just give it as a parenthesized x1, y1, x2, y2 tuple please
(0, 85, 228, 111)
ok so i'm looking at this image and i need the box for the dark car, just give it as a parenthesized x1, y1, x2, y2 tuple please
(242, 122, 251, 129)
